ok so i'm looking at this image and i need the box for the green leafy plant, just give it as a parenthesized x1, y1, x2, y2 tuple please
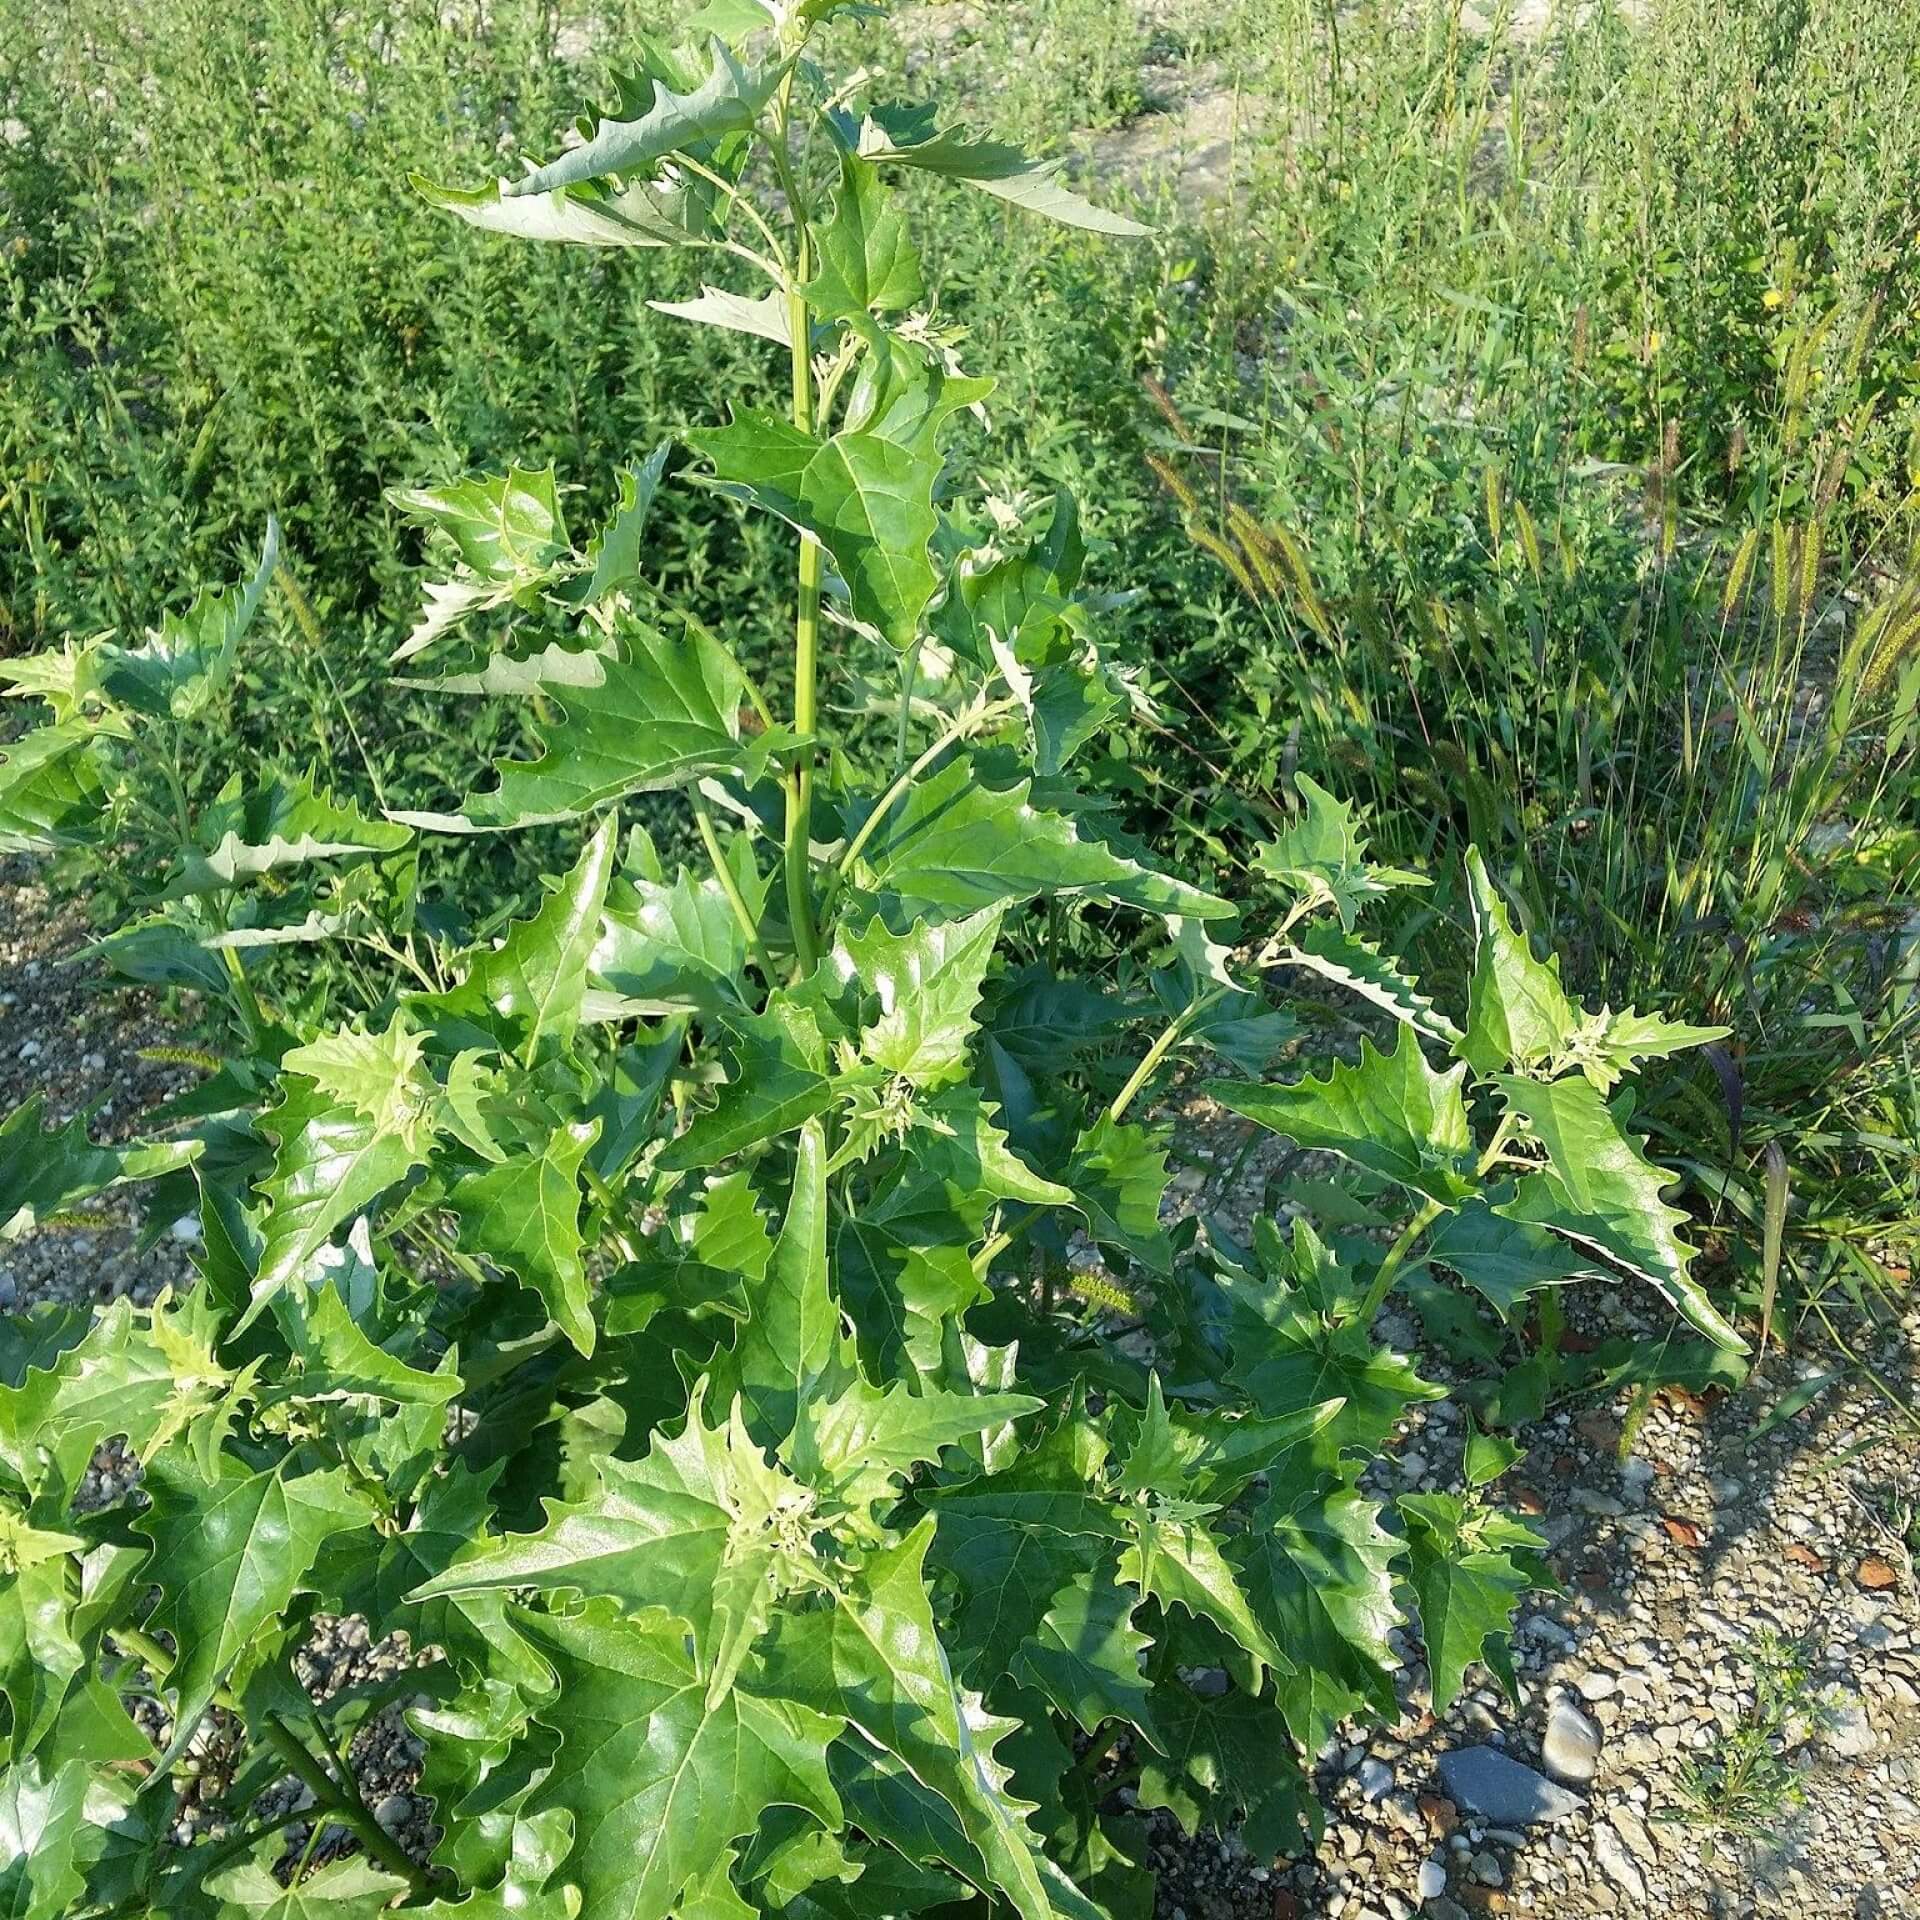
(0, 5, 1744, 1915)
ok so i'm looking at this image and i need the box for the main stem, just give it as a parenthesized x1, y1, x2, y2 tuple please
(782, 159, 822, 976)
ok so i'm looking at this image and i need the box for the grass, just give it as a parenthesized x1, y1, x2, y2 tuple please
(1673, 1629, 1832, 1842)
(2, 0, 1917, 1342)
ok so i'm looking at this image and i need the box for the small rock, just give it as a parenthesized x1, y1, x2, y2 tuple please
(1358, 1759, 1394, 1802)
(1570, 1489, 1625, 1517)
(1416, 1859, 1447, 1901)
(1540, 1701, 1601, 1783)
(1190, 1667, 1231, 1697)
(1435, 1748, 1581, 1826)
(1592, 1823, 1647, 1902)
(1575, 1670, 1617, 1702)
(1417, 1793, 1457, 1836)
(1400, 1452, 1429, 1482)
(1609, 1807, 1658, 1866)
(373, 1793, 412, 1831)
(1823, 1699, 1877, 1759)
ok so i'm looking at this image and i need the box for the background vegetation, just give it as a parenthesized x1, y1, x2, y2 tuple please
(4, 0, 1917, 1340)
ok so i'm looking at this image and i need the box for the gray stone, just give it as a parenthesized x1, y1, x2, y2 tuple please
(1541, 1701, 1601, 1783)
(1592, 1823, 1647, 1902)
(1576, 1670, 1618, 1702)
(1415, 1858, 1447, 1900)
(1435, 1748, 1582, 1826)
(1358, 1758, 1394, 1802)
(1823, 1699, 1877, 1759)
(1571, 1488, 1625, 1516)
(1610, 1806, 1658, 1866)
(373, 1793, 413, 1831)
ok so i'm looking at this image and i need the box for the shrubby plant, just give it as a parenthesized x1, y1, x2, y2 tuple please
(0, 4, 1742, 1913)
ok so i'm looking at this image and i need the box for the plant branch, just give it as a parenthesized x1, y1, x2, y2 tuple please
(1108, 986, 1229, 1126)
(693, 792, 776, 983)
(256, 1712, 435, 1895)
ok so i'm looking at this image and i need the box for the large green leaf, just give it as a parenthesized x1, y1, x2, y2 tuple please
(506, 42, 778, 196)
(848, 105, 1148, 237)
(0, 1758, 98, 1920)
(850, 759, 1231, 924)
(1117, 1506, 1286, 1687)
(593, 863, 757, 1016)
(0, 724, 113, 855)
(1456, 848, 1580, 1077)
(835, 908, 1002, 1091)
(1233, 1479, 1403, 1751)
(95, 518, 279, 720)
(1014, 1572, 1162, 1749)
(421, 817, 616, 1063)
(1273, 924, 1462, 1046)
(1396, 1492, 1549, 1712)
(400, 626, 783, 830)
(1208, 1027, 1475, 1208)
(412, 1384, 786, 1691)
(692, 411, 942, 649)
(763, 1522, 1065, 1920)
(137, 1455, 371, 1760)
(248, 1021, 440, 1318)
(0, 1557, 83, 1760)
(204, 1856, 412, 1918)
(450, 1120, 601, 1355)
(1493, 1074, 1745, 1348)
(1424, 1197, 1592, 1320)
(806, 155, 924, 323)
(1064, 1116, 1172, 1276)
(1252, 775, 1425, 931)
(0, 1301, 176, 1505)
(167, 772, 412, 897)
(657, 997, 838, 1169)
(1133, 1682, 1316, 1857)
(514, 1601, 841, 1920)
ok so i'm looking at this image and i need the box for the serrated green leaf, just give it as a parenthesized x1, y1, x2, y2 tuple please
(764, 1520, 1067, 1920)
(693, 410, 940, 649)
(96, 518, 278, 720)
(1065, 1115, 1172, 1275)
(1397, 1491, 1550, 1712)
(206, 1855, 412, 1918)
(657, 998, 836, 1169)
(0, 723, 113, 855)
(1253, 775, 1425, 930)
(1456, 847, 1580, 1077)
(420, 817, 616, 1063)
(0, 1300, 177, 1506)
(1424, 1198, 1592, 1320)
(1118, 1505, 1287, 1687)
(400, 625, 785, 831)
(584, 445, 670, 605)
(851, 758, 1230, 925)
(412, 1383, 786, 1690)
(650, 284, 793, 343)
(1208, 1027, 1475, 1208)
(0, 1558, 83, 1760)
(167, 772, 412, 897)
(1493, 1074, 1745, 1349)
(806, 155, 924, 322)
(451, 1119, 600, 1355)
(1133, 1682, 1316, 1857)
(1014, 1572, 1162, 1748)
(507, 41, 778, 197)
(1233, 1479, 1403, 1751)
(137, 1455, 371, 1761)
(513, 1599, 840, 1920)
(0, 1757, 98, 1920)
(851, 106, 1148, 236)
(834, 907, 1002, 1090)
(1274, 924, 1463, 1046)
(1220, 1222, 1445, 1464)
(593, 863, 756, 1016)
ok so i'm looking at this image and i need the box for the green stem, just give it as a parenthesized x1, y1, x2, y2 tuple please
(1107, 987, 1229, 1127)
(110, 1624, 175, 1679)
(693, 794, 776, 983)
(1351, 1197, 1445, 1327)
(827, 697, 1015, 902)
(257, 1712, 435, 1895)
